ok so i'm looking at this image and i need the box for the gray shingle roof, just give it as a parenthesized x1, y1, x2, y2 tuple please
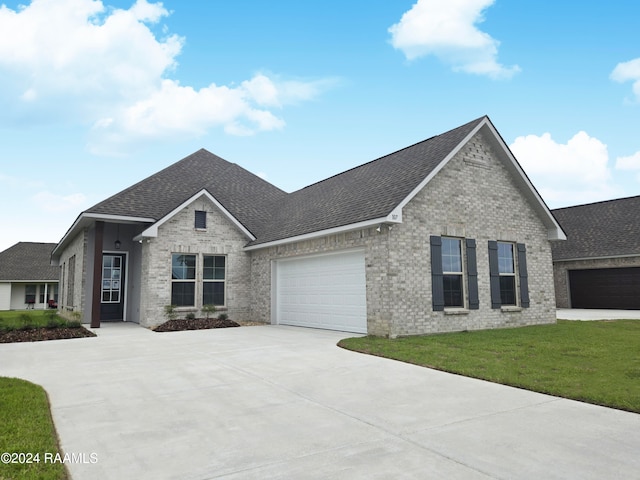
(551, 195, 640, 260)
(82, 117, 485, 247)
(86, 149, 288, 237)
(247, 116, 485, 245)
(0, 242, 59, 281)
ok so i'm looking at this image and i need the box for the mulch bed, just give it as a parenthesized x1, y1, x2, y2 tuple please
(0, 327, 97, 343)
(153, 318, 241, 332)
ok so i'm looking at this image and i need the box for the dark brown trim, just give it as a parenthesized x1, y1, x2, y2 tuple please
(91, 221, 104, 328)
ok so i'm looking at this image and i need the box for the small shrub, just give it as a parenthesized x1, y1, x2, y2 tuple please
(67, 320, 82, 328)
(44, 309, 58, 321)
(185, 312, 196, 321)
(217, 313, 228, 321)
(164, 305, 178, 321)
(202, 304, 217, 319)
(70, 311, 82, 322)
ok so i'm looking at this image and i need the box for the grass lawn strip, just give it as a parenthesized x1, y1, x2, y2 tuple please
(338, 320, 640, 414)
(0, 378, 68, 480)
(0, 310, 95, 343)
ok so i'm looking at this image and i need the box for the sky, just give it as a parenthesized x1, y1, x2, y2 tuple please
(0, 0, 639, 252)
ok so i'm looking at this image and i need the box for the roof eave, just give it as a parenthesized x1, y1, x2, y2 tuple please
(51, 213, 156, 259)
(244, 214, 401, 251)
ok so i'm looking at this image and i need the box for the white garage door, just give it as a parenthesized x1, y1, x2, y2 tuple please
(275, 250, 367, 334)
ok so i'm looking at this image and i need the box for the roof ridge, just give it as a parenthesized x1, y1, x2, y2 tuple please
(551, 194, 640, 211)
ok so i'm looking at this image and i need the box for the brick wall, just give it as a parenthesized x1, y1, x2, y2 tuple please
(139, 194, 252, 328)
(554, 256, 640, 307)
(249, 130, 558, 336)
(386, 130, 556, 336)
(57, 229, 88, 321)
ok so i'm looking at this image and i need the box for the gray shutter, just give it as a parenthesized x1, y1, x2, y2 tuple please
(430, 236, 444, 311)
(466, 239, 479, 309)
(517, 243, 530, 308)
(488, 241, 501, 309)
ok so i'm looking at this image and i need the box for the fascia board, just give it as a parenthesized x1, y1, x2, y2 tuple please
(137, 189, 255, 241)
(244, 215, 400, 251)
(52, 213, 155, 258)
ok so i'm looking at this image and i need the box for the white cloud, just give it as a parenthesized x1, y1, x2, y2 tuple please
(615, 151, 640, 170)
(388, 0, 519, 79)
(510, 131, 620, 206)
(32, 191, 87, 212)
(0, 0, 334, 151)
(611, 58, 640, 101)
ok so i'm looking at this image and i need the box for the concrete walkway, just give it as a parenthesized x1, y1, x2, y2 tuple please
(1, 323, 639, 479)
(557, 308, 640, 320)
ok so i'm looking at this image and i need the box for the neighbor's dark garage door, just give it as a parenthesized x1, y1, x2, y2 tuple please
(569, 267, 640, 309)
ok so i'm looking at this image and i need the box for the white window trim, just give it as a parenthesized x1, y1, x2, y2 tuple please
(442, 237, 466, 309)
(497, 241, 518, 307)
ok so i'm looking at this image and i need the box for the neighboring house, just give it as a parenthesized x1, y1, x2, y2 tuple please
(0, 242, 59, 310)
(552, 195, 640, 309)
(51, 116, 565, 336)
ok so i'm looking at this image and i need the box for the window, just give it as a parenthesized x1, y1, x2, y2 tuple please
(102, 255, 122, 303)
(67, 255, 76, 306)
(25, 285, 36, 304)
(442, 238, 464, 307)
(171, 254, 196, 306)
(497, 242, 516, 305)
(430, 236, 479, 311)
(488, 241, 529, 309)
(203, 255, 225, 306)
(195, 210, 207, 229)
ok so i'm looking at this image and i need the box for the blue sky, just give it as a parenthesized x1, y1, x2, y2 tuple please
(1, 0, 639, 252)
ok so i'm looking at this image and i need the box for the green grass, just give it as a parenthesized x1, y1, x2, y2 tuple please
(0, 378, 68, 480)
(0, 310, 79, 332)
(338, 320, 640, 413)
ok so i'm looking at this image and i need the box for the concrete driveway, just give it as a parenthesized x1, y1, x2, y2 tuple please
(1, 324, 639, 480)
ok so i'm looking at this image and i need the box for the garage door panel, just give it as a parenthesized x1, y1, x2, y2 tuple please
(276, 250, 367, 333)
(569, 267, 640, 310)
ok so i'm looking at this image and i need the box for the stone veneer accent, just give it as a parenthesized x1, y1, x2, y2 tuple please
(139, 194, 251, 328)
(554, 256, 640, 308)
(250, 131, 558, 337)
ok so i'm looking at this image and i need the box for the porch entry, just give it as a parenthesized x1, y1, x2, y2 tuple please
(100, 253, 126, 321)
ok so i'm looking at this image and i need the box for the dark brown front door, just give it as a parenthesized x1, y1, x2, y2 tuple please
(569, 267, 640, 309)
(100, 253, 126, 321)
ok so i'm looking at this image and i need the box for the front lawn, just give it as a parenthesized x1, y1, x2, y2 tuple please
(0, 377, 68, 480)
(338, 320, 640, 413)
(0, 310, 95, 343)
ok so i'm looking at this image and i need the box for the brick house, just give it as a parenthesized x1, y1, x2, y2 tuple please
(0, 242, 59, 310)
(552, 196, 640, 309)
(51, 116, 565, 336)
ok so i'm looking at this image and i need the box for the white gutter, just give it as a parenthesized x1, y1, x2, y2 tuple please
(243, 214, 401, 251)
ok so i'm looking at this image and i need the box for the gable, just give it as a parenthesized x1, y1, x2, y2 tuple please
(86, 149, 287, 238)
(246, 116, 565, 250)
(135, 190, 255, 241)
